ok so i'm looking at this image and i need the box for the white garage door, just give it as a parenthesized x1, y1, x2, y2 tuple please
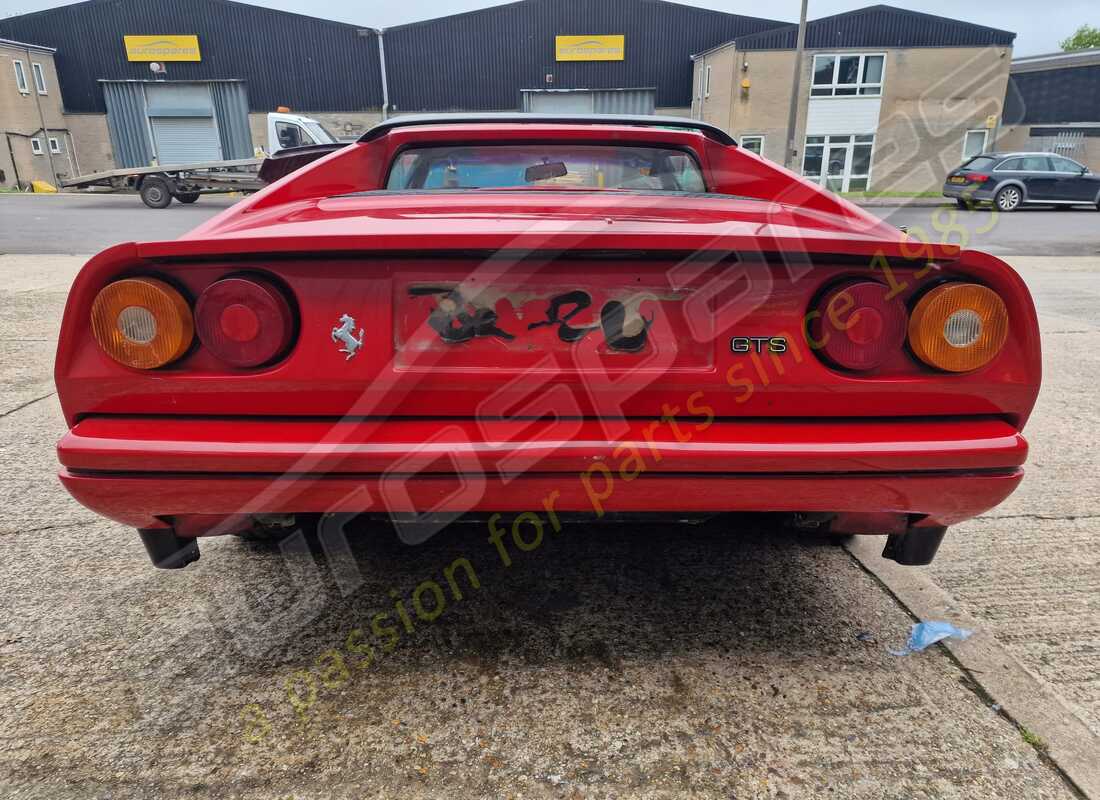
(145, 83, 222, 165)
(527, 91, 596, 113)
(150, 116, 221, 165)
(523, 89, 656, 115)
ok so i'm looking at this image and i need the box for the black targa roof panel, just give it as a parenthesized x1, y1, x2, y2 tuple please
(357, 113, 739, 147)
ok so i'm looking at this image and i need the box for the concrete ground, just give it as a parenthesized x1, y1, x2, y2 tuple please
(928, 256, 1100, 735)
(0, 194, 1097, 798)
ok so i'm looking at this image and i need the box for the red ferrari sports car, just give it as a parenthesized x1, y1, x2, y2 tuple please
(54, 114, 1041, 569)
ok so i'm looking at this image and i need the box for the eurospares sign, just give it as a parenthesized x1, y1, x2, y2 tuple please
(555, 35, 625, 61)
(124, 35, 201, 62)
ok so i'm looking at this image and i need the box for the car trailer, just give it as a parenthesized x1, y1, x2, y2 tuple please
(60, 158, 264, 209)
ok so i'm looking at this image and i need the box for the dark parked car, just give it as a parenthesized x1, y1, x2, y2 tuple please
(943, 152, 1100, 212)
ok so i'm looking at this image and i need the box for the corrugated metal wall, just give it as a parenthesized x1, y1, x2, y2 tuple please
(210, 81, 253, 159)
(102, 80, 252, 167)
(0, 0, 383, 113)
(738, 6, 1015, 51)
(595, 89, 655, 114)
(102, 81, 153, 168)
(384, 0, 783, 111)
(0, 0, 1017, 116)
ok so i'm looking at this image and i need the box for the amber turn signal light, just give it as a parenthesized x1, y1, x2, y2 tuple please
(90, 277, 194, 369)
(908, 283, 1008, 372)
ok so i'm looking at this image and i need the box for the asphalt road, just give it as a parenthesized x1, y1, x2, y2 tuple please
(1, 192, 1099, 256)
(872, 203, 1100, 257)
(1, 197, 1098, 798)
(0, 193, 239, 255)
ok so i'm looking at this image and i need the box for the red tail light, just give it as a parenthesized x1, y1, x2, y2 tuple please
(809, 280, 907, 371)
(195, 276, 295, 367)
(963, 173, 989, 183)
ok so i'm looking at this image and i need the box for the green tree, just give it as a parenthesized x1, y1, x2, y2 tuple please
(1060, 24, 1100, 51)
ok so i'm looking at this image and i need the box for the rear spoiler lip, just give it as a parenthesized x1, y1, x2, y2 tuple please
(258, 142, 351, 183)
(356, 113, 739, 147)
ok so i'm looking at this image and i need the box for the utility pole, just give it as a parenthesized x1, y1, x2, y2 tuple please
(784, 0, 809, 170)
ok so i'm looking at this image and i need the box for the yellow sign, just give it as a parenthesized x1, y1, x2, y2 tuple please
(124, 35, 201, 62)
(555, 35, 625, 62)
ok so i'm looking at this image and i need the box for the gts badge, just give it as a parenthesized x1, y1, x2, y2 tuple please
(731, 336, 787, 354)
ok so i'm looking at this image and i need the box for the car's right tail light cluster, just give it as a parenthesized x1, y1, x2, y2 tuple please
(90, 272, 297, 371)
(811, 279, 1010, 374)
(907, 282, 1008, 372)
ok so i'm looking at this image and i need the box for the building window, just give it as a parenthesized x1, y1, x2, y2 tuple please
(802, 134, 875, 192)
(740, 135, 764, 155)
(48, 136, 61, 154)
(12, 59, 29, 94)
(31, 62, 47, 95)
(30, 137, 43, 155)
(811, 53, 885, 97)
(704, 65, 712, 98)
(962, 129, 988, 160)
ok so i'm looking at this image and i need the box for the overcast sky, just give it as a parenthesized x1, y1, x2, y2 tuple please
(1, 0, 1093, 56)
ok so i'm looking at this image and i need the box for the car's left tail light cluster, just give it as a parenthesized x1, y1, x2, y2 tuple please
(809, 278, 1011, 375)
(90, 274, 296, 370)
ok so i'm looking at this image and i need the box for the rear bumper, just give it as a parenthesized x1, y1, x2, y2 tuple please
(58, 416, 1027, 530)
(942, 184, 994, 200)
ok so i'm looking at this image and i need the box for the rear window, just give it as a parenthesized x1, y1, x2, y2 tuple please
(386, 145, 707, 192)
(962, 156, 997, 171)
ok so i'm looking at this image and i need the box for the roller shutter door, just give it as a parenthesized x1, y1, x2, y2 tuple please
(523, 89, 655, 114)
(145, 83, 222, 165)
(150, 116, 222, 165)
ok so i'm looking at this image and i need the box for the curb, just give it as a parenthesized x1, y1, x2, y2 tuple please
(848, 197, 951, 208)
(845, 536, 1100, 799)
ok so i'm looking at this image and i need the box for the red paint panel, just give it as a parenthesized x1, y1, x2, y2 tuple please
(58, 468, 1024, 531)
(54, 254, 1041, 426)
(57, 416, 1027, 475)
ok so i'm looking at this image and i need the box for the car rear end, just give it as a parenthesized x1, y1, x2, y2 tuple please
(53, 120, 1042, 570)
(943, 155, 1000, 204)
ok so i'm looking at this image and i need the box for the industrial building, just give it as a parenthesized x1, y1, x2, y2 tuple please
(1, 0, 1070, 194)
(691, 5, 1017, 193)
(0, 0, 783, 184)
(0, 38, 70, 188)
(999, 48, 1100, 172)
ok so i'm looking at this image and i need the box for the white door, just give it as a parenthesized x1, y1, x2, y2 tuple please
(962, 129, 988, 160)
(803, 134, 875, 192)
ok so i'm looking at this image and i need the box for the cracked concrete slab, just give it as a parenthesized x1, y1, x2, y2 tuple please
(0, 255, 79, 416)
(916, 256, 1100, 743)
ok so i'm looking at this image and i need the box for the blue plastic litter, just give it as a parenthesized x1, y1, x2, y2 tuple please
(890, 621, 972, 656)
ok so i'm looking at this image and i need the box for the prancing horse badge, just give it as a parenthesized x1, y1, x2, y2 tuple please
(331, 313, 364, 360)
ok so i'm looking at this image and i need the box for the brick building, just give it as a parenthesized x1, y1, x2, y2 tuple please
(1, 38, 75, 188)
(691, 5, 1016, 193)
